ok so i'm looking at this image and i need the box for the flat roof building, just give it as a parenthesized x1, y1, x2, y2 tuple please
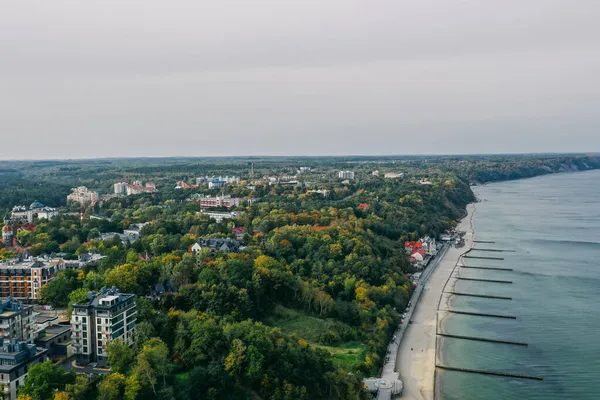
(71, 288, 136, 365)
(0, 339, 48, 400)
(0, 258, 64, 300)
(0, 299, 34, 345)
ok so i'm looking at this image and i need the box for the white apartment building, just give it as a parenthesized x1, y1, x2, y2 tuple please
(194, 195, 241, 209)
(10, 202, 58, 224)
(67, 187, 99, 205)
(198, 211, 240, 223)
(338, 171, 355, 180)
(113, 182, 128, 194)
(71, 289, 136, 364)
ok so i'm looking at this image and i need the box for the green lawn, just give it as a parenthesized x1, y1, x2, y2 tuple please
(265, 306, 366, 371)
(175, 372, 190, 384)
(315, 342, 366, 371)
(264, 305, 337, 342)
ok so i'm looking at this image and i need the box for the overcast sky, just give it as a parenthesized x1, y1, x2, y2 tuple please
(1, 1, 599, 159)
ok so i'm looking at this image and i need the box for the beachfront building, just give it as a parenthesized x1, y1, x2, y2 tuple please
(10, 202, 58, 224)
(420, 236, 438, 256)
(409, 252, 425, 268)
(71, 288, 136, 364)
(0, 258, 65, 300)
(0, 339, 48, 400)
(0, 298, 34, 344)
(67, 187, 99, 205)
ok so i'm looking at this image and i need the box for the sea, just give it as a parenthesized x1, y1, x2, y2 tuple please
(436, 169, 600, 400)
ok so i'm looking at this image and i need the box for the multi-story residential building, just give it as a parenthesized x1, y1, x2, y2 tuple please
(115, 181, 157, 196)
(197, 211, 240, 223)
(71, 289, 136, 364)
(197, 176, 240, 185)
(10, 202, 58, 224)
(67, 187, 99, 205)
(195, 195, 240, 209)
(0, 339, 48, 400)
(338, 171, 355, 180)
(0, 258, 64, 300)
(113, 182, 128, 194)
(0, 299, 34, 344)
(208, 180, 226, 189)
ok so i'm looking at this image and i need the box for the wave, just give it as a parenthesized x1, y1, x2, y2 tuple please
(510, 269, 600, 284)
(524, 238, 600, 247)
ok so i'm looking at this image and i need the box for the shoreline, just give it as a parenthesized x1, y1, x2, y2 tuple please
(396, 204, 476, 400)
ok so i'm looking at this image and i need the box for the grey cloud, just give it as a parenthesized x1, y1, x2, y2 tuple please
(1, 0, 599, 158)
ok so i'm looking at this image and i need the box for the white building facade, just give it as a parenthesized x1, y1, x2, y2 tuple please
(338, 171, 355, 180)
(71, 289, 136, 364)
(67, 187, 99, 205)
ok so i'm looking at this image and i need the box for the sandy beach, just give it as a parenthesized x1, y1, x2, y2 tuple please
(396, 204, 475, 400)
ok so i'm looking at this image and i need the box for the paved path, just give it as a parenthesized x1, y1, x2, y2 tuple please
(373, 244, 449, 399)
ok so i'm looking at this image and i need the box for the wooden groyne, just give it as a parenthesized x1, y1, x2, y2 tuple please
(446, 291, 512, 300)
(438, 333, 527, 346)
(436, 365, 543, 381)
(455, 277, 513, 284)
(463, 255, 505, 260)
(441, 309, 517, 319)
(471, 248, 516, 253)
(459, 265, 513, 271)
(473, 240, 495, 243)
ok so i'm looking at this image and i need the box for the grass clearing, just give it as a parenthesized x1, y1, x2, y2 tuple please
(264, 305, 337, 342)
(265, 306, 366, 371)
(316, 342, 366, 371)
(175, 372, 190, 384)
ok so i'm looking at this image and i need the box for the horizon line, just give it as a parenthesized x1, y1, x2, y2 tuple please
(1, 151, 598, 163)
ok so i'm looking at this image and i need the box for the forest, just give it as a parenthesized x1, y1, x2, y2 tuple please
(3, 153, 598, 400)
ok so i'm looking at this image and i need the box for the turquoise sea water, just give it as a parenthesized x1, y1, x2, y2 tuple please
(437, 169, 600, 400)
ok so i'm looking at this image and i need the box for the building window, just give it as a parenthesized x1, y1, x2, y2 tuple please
(83, 339, 87, 345)
(83, 347, 88, 352)
(98, 348, 102, 354)
(97, 318, 101, 325)
(98, 333, 102, 339)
